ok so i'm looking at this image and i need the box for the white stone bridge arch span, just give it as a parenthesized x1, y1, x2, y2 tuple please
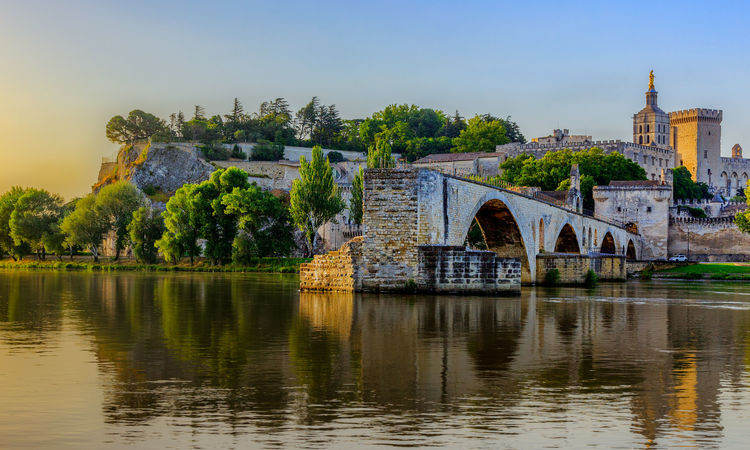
(361, 168, 641, 288)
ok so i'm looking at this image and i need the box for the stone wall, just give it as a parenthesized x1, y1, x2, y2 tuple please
(417, 246, 521, 295)
(668, 217, 750, 261)
(300, 237, 363, 292)
(536, 254, 626, 284)
(361, 168, 420, 291)
(593, 184, 672, 259)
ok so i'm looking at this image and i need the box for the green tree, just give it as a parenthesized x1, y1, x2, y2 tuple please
(367, 140, 396, 168)
(106, 110, 169, 144)
(222, 184, 295, 260)
(349, 166, 364, 225)
(501, 147, 647, 209)
(96, 181, 146, 260)
(157, 184, 202, 264)
(127, 206, 165, 264)
(452, 115, 510, 153)
(196, 167, 251, 265)
(0, 187, 29, 260)
(61, 195, 110, 262)
(290, 146, 345, 255)
(9, 188, 63, 260)
(672, 166, 711, 201)
(250, 140, 284, 161)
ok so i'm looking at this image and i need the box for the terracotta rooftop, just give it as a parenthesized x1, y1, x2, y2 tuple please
(413, 152, 503, 164)
(607, 180, 662, 187)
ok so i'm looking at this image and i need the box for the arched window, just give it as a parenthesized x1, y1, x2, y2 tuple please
(639, 125, 643, 133)
(646, 124, 650, 133)
(639, 136, 643, 144)
(647, 135, 650, 144)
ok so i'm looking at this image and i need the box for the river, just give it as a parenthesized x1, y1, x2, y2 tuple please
(1, 271, 749, 448)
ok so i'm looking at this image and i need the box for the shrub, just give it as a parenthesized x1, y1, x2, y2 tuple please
(405, 278, 417, 292)
(326, 150, 346, 163)
(684, 206, 707, 219)
(250, 140, 284, 161)
(544, 268, 560, 286)
(199, 144, 230, 161)
(141, 184, 157, 196)
(584, 269, 599, 287)
(231, 144, 247, 160)
(641, 263, 654, 280)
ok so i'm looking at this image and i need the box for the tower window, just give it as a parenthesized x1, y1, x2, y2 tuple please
(704, 150, 708, 159)
(646, 124, 650, 133)
(639, 136, 643, 144)
(647, 207, 652, 213)
(639, 125, 643, 133)
(647, 135, 650, 143)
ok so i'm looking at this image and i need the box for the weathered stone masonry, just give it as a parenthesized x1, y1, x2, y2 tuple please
(418, 246, 521, 295)
(301, 168, 640, 294)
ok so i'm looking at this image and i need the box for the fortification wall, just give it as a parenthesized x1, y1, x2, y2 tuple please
(496, 140, 674, 181)
(668, 217, 750, 261)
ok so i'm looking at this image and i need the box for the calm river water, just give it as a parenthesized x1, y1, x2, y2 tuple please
(1, 271, 750, 448)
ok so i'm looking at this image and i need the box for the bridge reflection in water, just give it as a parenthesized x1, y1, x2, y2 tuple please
(1, 272, 749, 447)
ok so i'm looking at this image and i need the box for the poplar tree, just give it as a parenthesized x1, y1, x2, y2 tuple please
(290, 146, 345, 255)
(349, 166, 364, 225)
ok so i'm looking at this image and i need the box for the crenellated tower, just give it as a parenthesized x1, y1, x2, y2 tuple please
(633, 71, 671, 148)
(668, 108, 722, 186)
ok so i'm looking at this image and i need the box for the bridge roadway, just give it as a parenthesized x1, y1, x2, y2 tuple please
(361, 168, 641, 286)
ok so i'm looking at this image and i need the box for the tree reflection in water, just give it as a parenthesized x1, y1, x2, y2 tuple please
(2, 272, 750, 446)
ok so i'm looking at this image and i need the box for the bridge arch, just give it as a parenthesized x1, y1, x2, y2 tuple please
(460, 192, 535, 283)
(554, 223, 580, 253)
(600, 232, 616, 254)
(626, 240, 637, 260)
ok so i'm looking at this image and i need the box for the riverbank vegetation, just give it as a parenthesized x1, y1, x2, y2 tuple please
(655, 263, 750, 280)
(1, 149, 345, 265)
(105, 99, 525, 162)
(0, 256, 309, 273)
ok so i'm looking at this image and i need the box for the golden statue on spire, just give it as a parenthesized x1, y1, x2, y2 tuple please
(649, 70, 655, 90)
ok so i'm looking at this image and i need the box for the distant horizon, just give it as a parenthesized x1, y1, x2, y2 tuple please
(2, 0, 749, 199)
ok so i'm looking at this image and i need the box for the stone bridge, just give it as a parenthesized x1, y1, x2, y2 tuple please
(301, 168, 643, 294)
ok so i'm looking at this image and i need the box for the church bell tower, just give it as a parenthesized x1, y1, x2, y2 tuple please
(633, 71, 670, 148)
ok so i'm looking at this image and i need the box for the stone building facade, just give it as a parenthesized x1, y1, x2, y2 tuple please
(593, 178, 673, 260)
(497, 72, 750, 196)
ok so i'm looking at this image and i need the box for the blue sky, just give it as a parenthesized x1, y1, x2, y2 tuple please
(1, 0, 749, 198)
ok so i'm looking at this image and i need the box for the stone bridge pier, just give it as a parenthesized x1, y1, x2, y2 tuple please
(301, 168, 643, 294)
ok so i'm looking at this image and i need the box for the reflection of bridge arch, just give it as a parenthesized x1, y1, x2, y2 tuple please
(463, 194, 533, 283)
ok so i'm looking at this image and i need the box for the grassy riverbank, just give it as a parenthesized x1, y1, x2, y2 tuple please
(0, 257, 311, 274)
(656, 263, 750, 280)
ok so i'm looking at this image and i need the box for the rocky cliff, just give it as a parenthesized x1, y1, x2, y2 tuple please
(94, 142, 215, 194)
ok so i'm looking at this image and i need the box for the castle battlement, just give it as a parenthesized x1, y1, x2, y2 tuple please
(500, 139, 673, 154)
(668, 108, 723, 123)
(670, 216, 735, 224)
